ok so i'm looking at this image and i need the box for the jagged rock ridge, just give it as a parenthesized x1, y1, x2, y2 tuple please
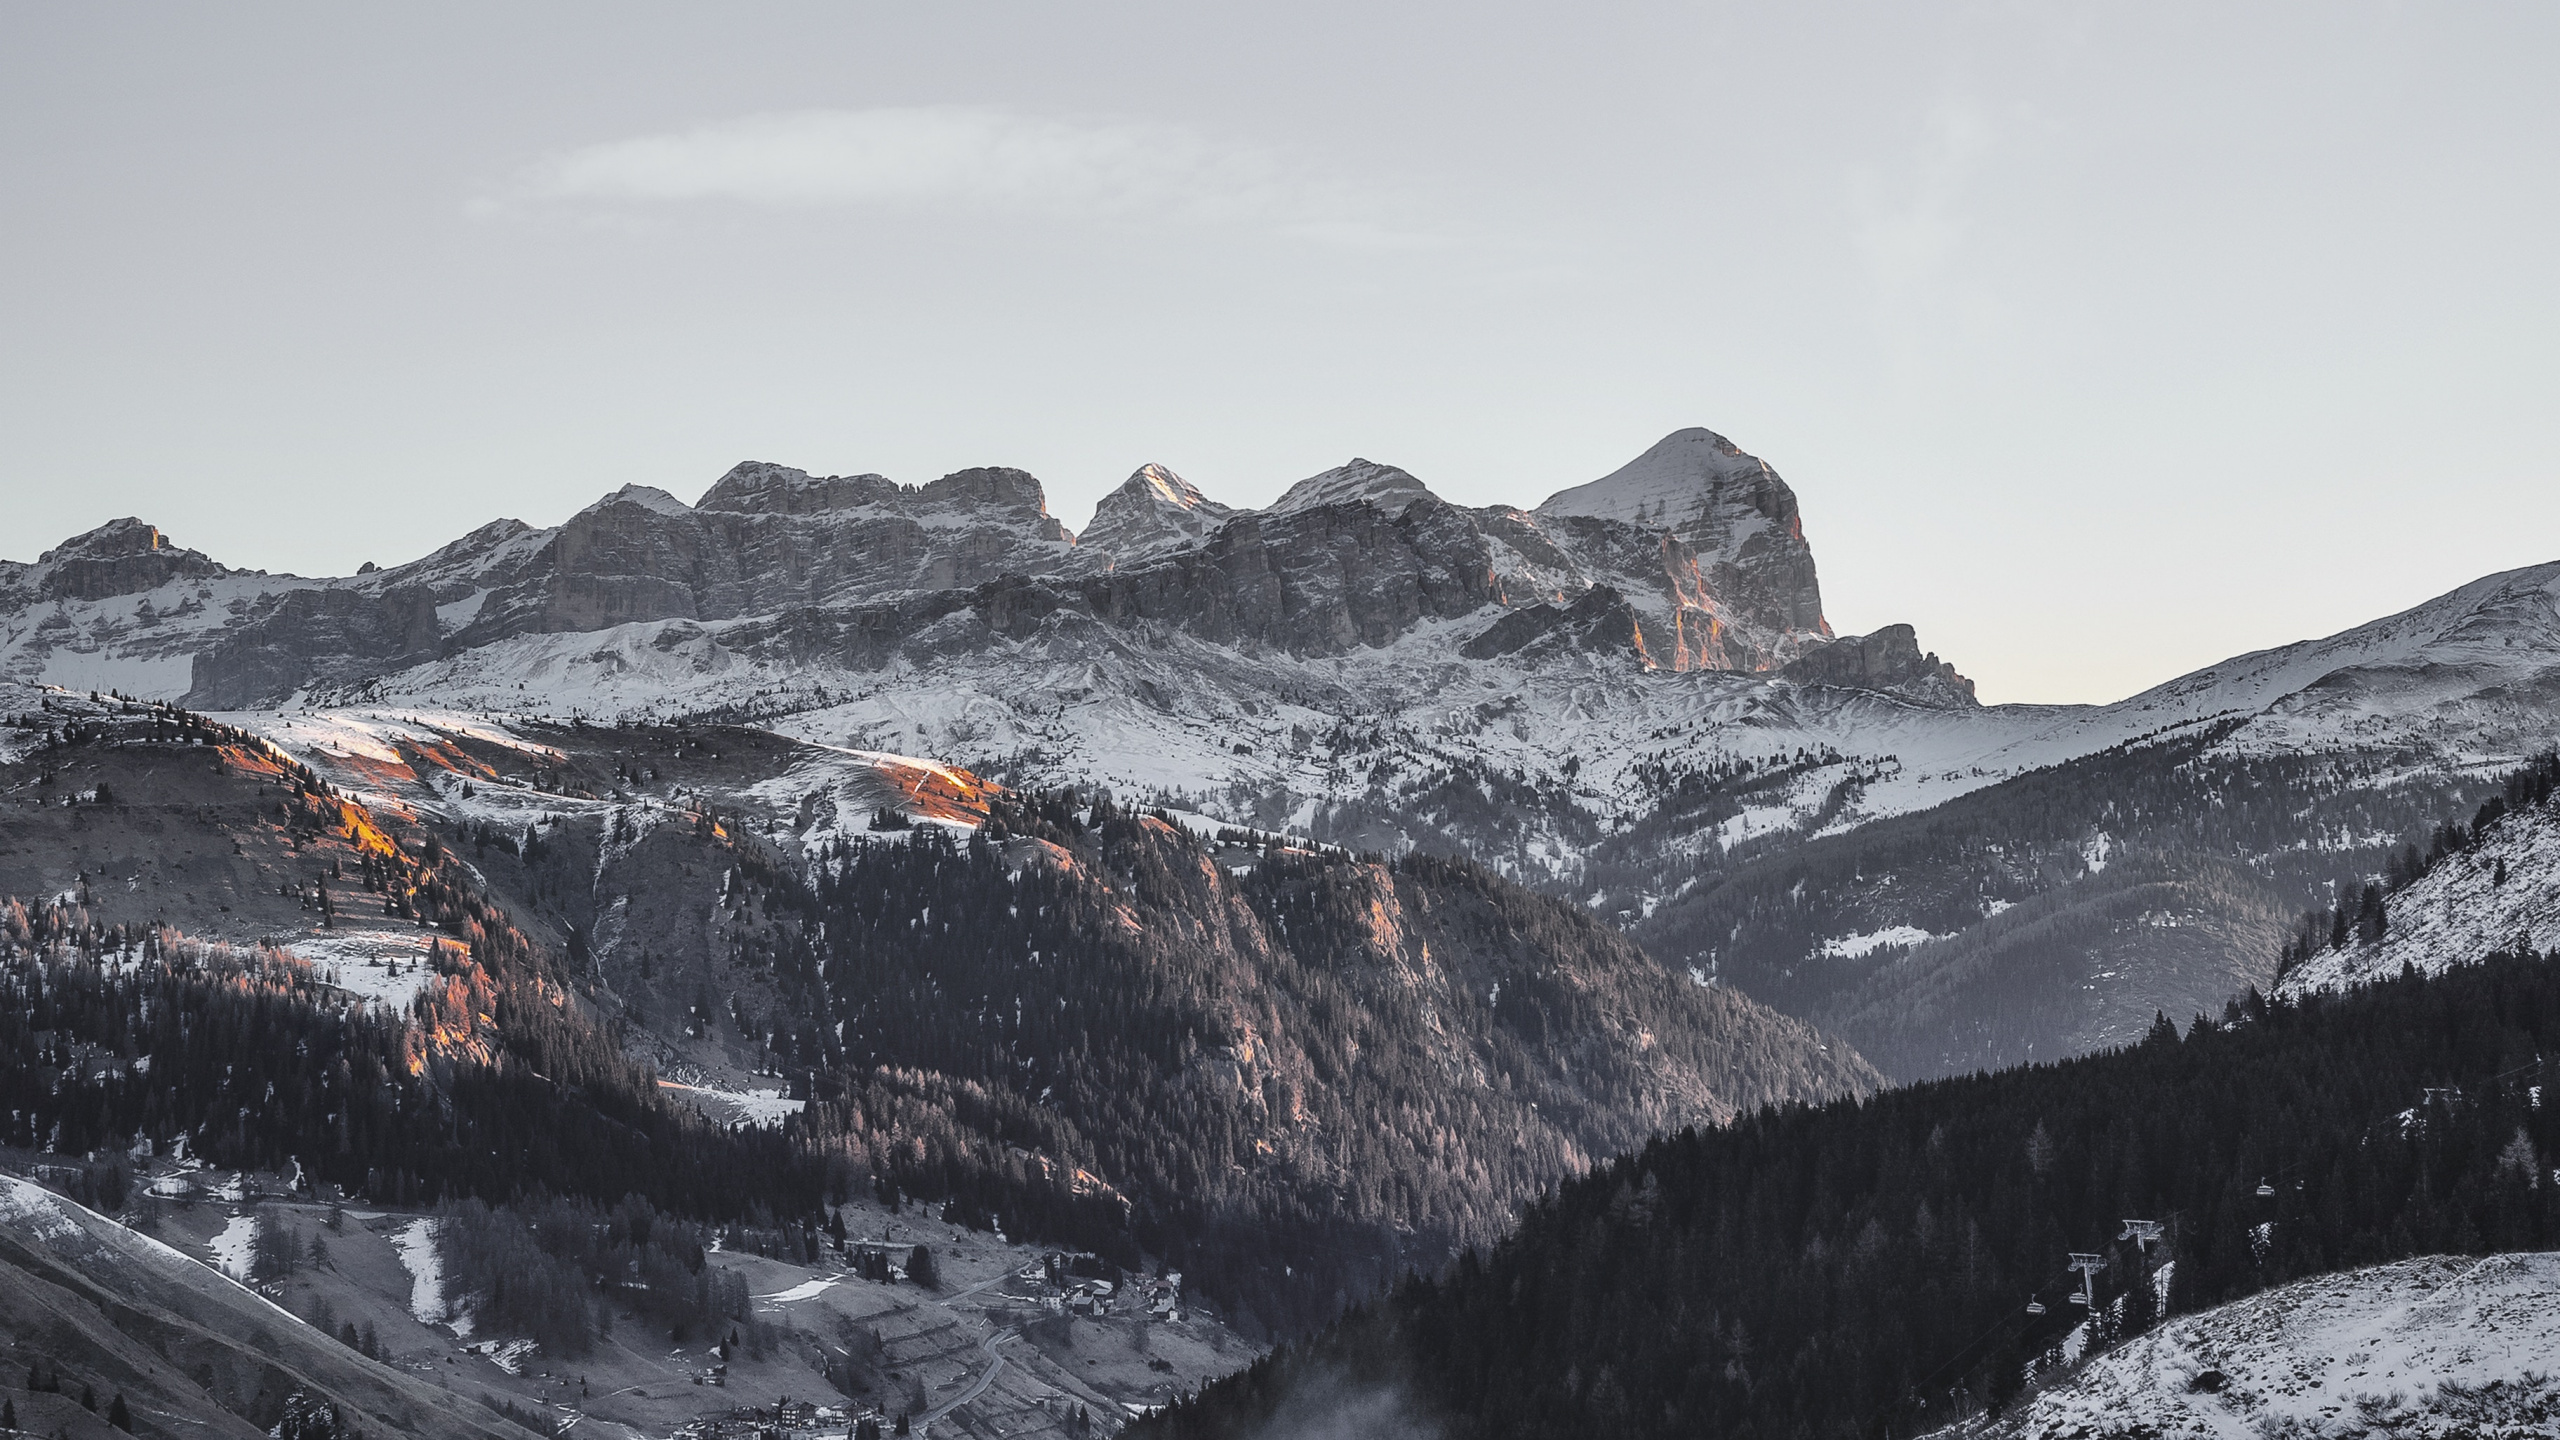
(2, 427, 1936, 711)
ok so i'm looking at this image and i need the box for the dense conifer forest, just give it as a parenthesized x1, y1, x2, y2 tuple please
(0, 894, 824, 1217)
(711, 790, 1874, 1335)
(1143, 950, 2560, 1440)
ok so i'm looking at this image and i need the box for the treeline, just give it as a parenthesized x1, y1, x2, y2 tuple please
(0, 895, 824, 1217)
(1144, 950, 2560, 1440)
(2277, 749, 2560, 974)
(1822, 851, 2289, 1078)
(434, 1194, 766, 1357)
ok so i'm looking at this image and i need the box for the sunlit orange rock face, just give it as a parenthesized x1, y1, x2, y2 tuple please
(872, 755, 994, 826)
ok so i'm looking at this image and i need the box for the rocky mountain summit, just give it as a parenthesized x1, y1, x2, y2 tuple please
(1, 427, 1905, 712)
(1079, 462, 1236, 565)
(2, 516, 226, 601)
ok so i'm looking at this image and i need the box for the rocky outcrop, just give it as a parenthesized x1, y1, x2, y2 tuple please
(1777, 623, 1977, 707)
(26, 519, 227, 601)
(695, 461, 904, 515)
(977, 491, 1506, 656)
(4, 428, 1869, 704)
(1268, 458, 1440, 517)
(1460, 585, 1655, 666)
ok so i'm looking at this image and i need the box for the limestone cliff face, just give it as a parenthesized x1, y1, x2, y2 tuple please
(189, 585, 444, 709)
(1459, 585, 1656, 667)
(1531, 428, 1832, 671)
(16, 428, 1869, 707)
(1777, 623, 1979, 708)
(447, 465, 1081, 647)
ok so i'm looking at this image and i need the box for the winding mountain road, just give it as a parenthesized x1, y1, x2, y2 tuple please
(917, 1326, 1018, 1438)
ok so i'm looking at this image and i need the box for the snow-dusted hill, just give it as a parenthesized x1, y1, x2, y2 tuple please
(2278, 795, 2560, 1000)
(1955, 1253, 2560, 1440)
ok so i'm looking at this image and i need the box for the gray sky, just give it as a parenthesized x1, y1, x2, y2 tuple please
(3, 3, 2553, 704)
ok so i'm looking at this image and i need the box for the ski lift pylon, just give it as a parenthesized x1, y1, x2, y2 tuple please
(2119, 1219, 2165, 1251)
(2067, 1252, 2108, 1309)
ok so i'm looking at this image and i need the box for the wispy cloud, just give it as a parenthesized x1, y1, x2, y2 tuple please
(1852, 97, 1998, 296)
(500, 105, 1439, 247)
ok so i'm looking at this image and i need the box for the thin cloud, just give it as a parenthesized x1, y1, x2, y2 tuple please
(1852, 98, 1997, 295)
(504, 105, 1442, 246)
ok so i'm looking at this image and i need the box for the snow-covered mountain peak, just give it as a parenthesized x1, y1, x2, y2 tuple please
(1079, 463, 1236, 566)
(1536, 427, 1783, 534)
(1127, 463, 1217, 513)
(36, 515, 173, 563)
(1268, 458, 1439, 517)
(911, 464, 1058, 516)
(586, 483, 694, 519)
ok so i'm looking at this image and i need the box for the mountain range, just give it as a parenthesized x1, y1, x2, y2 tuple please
(6, 425, 2555, 1083)
(6, 423, 2559, 1439)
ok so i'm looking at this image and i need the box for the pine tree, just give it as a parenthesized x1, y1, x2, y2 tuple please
(108, 1394, 132, 1433)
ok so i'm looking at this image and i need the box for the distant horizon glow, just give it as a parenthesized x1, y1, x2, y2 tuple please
(3, 4, 2552, 706)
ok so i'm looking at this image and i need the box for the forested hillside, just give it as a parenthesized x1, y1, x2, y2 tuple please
(1, 688, 1877, 1346)
(669, 790, 1879, 1335)
(1143, 950, 2560, 1440)
(0, 895, 823, 1222)
(0, 695, 831, 1212)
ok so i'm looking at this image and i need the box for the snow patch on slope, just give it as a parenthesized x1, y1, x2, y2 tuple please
(1821, 925, 1943, 960)
(0, 1174, 312, 1329)
(393, 1218, 448, 1327)
(1964, 1253, 2560, 1440)
(2277, 799, 2560, 999)
(208, 1212, 256, 1280)
(656, 1078, 806, 1127)
(291, 930, 446, 1008)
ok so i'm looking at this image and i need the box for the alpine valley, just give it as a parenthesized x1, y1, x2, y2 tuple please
(3, 425, 2557, 1440)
